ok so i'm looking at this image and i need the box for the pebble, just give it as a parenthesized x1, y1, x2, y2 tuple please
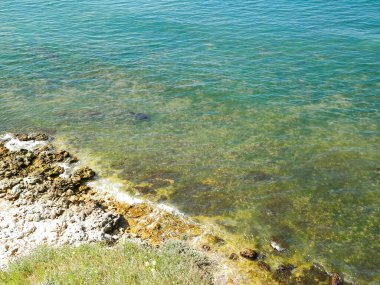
(240, 248, 259, 260)
(257, 261, 271, 272)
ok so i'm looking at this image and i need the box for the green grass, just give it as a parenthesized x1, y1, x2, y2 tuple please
(0, 241, 213, 285)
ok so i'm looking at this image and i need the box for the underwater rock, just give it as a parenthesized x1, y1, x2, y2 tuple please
(84, 110, 103, 119)
(45, 52, 58, 60)
(170, 182, 234, 216)
(291, 263, 330, 284)
(72, 166, 95, 183)
(331, 273, 343, 285)
(273, 264, 295, 281)
(240, 248, 259, 260)
(126, 111, 150, 121)
(110, 109, 150, 121)
(257, 261, 271, 272)
(270, 237, 287, 252)
(205, 234, 225, 245)
(134, 183, 156, 195)
(243, 170, 272, 182)
(158, 195, 168, 202)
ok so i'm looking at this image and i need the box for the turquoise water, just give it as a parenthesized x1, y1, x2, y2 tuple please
(0, 0, 379, 283)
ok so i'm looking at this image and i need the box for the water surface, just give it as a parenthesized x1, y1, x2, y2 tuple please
(0, 1, 379, 283)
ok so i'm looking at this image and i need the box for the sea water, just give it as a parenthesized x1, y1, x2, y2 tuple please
(0, 1, 379, 283)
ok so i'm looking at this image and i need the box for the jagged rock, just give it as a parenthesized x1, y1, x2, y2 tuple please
(72, 166, 95, 184)
(0, 134, 127, 268)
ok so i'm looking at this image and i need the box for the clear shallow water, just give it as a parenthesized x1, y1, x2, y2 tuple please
(0, 0, 379, 283)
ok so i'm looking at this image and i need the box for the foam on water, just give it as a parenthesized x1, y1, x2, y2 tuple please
(87, 178, 143, 205)
(88, 178, 185, 217)
(0, 134, 47, 152)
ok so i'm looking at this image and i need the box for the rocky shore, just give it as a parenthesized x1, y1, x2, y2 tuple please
(0, 133, 237, 283)
(0, 133, 348, 285)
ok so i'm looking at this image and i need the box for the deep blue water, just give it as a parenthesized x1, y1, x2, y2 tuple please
(0, 1, 379, 283)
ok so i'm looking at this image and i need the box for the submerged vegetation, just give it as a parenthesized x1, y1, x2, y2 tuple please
(0, 241, 213, 285)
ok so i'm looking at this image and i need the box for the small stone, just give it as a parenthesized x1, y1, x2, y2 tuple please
(240, 248, 259, 260)
(257, 261, 271, 272)
(275, 264, 296, 280)
(16, 233, 25, 239)
(24, 225, 36, 235)
(229, 253, 239, 260)
(273, 263, 295, 281)
(331, 273, 343, 285)
(201, 244, 211, 251)
(270, 237, 286, 252)
(277, 264, 295, 272)
(10, 248, 18, 256)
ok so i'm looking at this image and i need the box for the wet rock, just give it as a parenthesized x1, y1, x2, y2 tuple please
(240, 248, 259, 260)
(257, 261, 271, 272)
(270, 237, 287, 252)
(158, 195, 168, 202)
(134, 183, 155, 195)
(244, 170, 272, 182)
(14, 134, 29, 141)
(44, 165, 64, 178)
(126, 112, 150, 121)
(15, 133, 49, 141)
(331, 273, 343, 285)
(229, 253, 239, 260)
(110, 110, 150, 121)
(72, 167, 95, 183)
(293, 263, 329, 284)
(31, 133, 49, 141)
(273, 264, 295, 281)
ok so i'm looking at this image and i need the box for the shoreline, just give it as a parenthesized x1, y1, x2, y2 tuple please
(0, 133, 348, 285)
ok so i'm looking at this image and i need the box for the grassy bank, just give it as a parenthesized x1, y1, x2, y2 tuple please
(0, 241, 213, 285)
